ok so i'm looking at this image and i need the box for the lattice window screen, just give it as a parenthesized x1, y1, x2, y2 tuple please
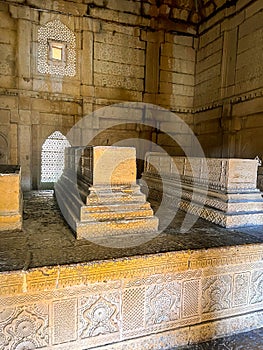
(41, 131, 71, 183)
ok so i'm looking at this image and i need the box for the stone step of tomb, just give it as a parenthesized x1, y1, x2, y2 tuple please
(80, 202, 154, 222)
(180, 199, 263, 228)
(76, 216, 159, 239)
(59, 170, 147, 206)
(54, 181, 82, 223)
(145, 178, 263, 213)
(55, 180, 159, 237)
(85, 188, 147, 205)
(56, 175, 155, 222)
(54, 185, 80, 233)
(0, 213, 22, 231)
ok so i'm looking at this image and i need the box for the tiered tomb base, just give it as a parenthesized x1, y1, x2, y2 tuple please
(0, 165, 22, 231)
(142, 153, 263, 228)
(55, 146, 158, 240)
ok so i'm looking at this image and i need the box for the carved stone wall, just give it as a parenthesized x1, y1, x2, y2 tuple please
(0, 0, 198, 190)
(0, 0, 262, 189)
(0, 244, 262, 349)
(194, 0, 263, 158)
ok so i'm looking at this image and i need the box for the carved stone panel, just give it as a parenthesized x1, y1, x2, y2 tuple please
(145, 282, 181, 326)
(37, 20, 76, 77)
(0, 304, 49, 350)
(202, 275, 232, 313)
(79, 292, 120, 339)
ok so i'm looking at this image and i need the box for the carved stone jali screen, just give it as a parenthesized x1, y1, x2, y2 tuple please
(142, 153, 263, 228)
(55, 146, 158, 240)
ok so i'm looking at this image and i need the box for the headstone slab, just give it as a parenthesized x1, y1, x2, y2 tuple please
(92, 146, 136, 186)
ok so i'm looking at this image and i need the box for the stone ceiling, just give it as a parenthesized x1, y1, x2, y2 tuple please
(143, 0, 237, 26)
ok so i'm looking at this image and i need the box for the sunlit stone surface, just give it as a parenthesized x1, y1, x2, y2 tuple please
(0, 191, 262, 350)
(0, 165, 22, 231)
(142, 153, 263, 228)
(55, 146, 159, 239)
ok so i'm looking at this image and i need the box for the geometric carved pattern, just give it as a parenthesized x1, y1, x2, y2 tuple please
(233, 272, 250, 307)
(250, 270, 263, 305)
(41, 131, 71, 183)
(202, 275, 232, 313)
(52, 299, 77, 345)
(79, 292, 120, 339)
(145, 282, 181, 326)
(182, 279, 200, 318)
(37, 20, 76, 76)
(122, 287, 145, 332)
(0, 304, 49, 350)
(143, 153, 263, 228)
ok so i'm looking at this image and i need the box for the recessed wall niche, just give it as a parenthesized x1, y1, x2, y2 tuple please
(37, 20, 76, 76)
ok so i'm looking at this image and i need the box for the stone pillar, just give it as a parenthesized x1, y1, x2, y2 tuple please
(9, 5, 34, 190)
(220, 26, 239, 158)
(143, 30, 164, 104)
(220, 28, 238, 99)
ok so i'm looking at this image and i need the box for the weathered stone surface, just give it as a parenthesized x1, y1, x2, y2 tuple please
(55, 146, 159, 239)
(142, 153, 263, 228)
(0, 191, 262, 349)
(0, 165, 22, 231)
(0, 0, 261, 190)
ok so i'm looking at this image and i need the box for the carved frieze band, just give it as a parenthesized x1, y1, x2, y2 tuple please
(0, 259, 262, 349)
(1, 245, 263, 298)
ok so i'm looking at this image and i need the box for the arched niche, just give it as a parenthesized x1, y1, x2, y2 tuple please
(40, 131, 71, 188)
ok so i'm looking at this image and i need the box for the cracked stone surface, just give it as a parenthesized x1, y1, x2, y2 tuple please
(0, 190, 262, 272)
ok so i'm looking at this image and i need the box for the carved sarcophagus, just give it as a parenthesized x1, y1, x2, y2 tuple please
(55, 146, 159, 240)
(142, 153, 263, 228)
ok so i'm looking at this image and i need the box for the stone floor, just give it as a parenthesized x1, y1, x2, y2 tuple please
(0, 190, 262, 272)
(172, 327, 263, 349)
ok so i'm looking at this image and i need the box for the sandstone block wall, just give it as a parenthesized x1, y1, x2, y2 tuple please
(194, 0, 263, 159)
(0, 0, 200, 190)
(0, 0, 262, 189)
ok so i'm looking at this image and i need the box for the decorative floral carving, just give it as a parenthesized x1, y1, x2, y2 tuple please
(79, 293, 120, 339)
(0, 305, 49, 350)
(145, 282, 181, 326)
(202, 275, 232, 313)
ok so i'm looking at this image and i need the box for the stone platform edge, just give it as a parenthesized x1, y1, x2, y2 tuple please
(0, 243, 262, 349)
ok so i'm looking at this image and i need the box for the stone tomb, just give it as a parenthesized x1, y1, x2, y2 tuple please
(0, 165, 22, 231)
(257, 164, 263, 191)
(142, 153, 263, 228)
(55, 146, 158, 239)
